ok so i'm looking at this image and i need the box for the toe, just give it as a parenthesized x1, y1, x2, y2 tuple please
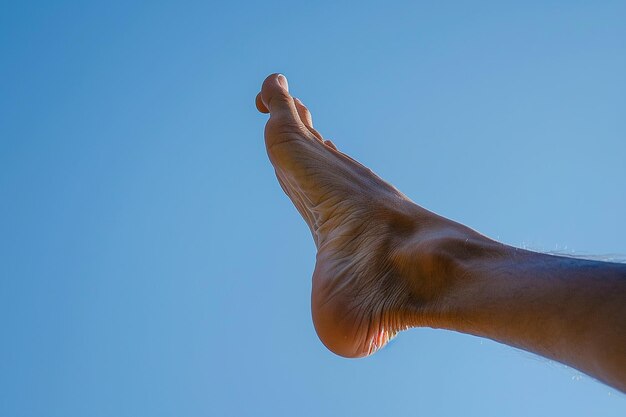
(259, 73, 299, 122)
(258, 74, 311, 151)
(293, 97, 313, 127)
(255, 92, 268, 113)
(294, 97, 324, 142)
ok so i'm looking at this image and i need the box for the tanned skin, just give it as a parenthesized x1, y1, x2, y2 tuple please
(255, 73, 626, 392)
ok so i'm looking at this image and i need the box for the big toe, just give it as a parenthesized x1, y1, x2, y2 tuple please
(256, 73, 298, 122)
(256, 74, 316, 164)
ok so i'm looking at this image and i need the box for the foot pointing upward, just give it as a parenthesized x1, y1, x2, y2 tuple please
(256, 74, 449, 357)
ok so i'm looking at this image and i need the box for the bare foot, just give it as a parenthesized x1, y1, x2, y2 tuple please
(256, 74, 467, 357)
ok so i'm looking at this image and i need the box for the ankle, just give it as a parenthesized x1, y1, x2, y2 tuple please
(389, 212, 500, 328)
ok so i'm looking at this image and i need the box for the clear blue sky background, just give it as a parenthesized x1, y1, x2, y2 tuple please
(1, 1, 625, 416)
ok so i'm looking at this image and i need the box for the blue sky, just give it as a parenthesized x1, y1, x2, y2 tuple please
(1, 1, 625, 416)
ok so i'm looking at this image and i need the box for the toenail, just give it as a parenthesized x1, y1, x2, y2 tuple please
(277, 74, 289, 91)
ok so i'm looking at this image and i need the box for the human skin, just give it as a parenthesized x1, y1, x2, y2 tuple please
(255, 73, 626, 392)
